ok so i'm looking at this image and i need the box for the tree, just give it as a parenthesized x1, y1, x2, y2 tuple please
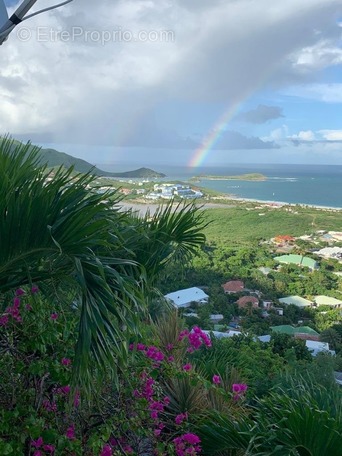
(0, 138, 206, 385)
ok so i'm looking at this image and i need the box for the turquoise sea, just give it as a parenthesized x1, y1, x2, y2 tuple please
(158, 164, 342, 209)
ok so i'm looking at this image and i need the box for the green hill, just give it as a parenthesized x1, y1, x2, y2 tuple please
(7, 139, 166, 178)
(37, 147, 166, 178)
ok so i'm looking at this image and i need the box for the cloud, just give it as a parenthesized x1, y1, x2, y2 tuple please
(234, 105, 284, 124)
(213, 130, 279, 150)
(291, 130, 316, 141)
(284, 129, 342, 146)
(290, 39, 342, 71)
(0, 0, 341, 151)
(319, 129, 342, 140)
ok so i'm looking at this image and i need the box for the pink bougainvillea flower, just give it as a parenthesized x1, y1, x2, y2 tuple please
(100, 444, 113, 456)
(50, 313, 58, 320)
(175, 412, 188, 425)
(58, 385, 71, 395)
(15, 288, 25, 296)
(31, 285, 39, 294)
(33, 451, 42, 456)
(212, 375, 221, 384)
(66, 424, 76, 440)
(43, 444, 55, 453)
(182, 433, 201, 445)
(232, 383, 248, 393)
(31, 437, 43, 448)
(61, 357, 72, 366)
(0, 315, 9, 326)
(183, 363, 192, 372)
(232, 383, 248, 400)
(173, 433, 201, 455)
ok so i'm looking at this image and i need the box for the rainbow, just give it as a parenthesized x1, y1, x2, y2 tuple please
(188, 99, 242, 168)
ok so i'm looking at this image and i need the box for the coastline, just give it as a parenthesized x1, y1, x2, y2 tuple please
(118, 197, 342, 215)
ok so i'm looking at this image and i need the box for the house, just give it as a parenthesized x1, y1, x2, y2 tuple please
(273, 235, 295, 245)
(203, 329, 242, 339)
(314, 295, 342, 308)
(315, 247, 342, 261)
(334, 372, 342, 386)
(209, 314, 224, 323)
(274, 254, 318, 270)
(237, 296, 259, 309)
(258, 267, 272, 276)
(222, 280, 244, 294)
(305, 340, 335, 357)
(257, 335, 335, 357)
(270, 325, 319, 339)
(164, 287, 209, 309)
(279, 295, 313, 308)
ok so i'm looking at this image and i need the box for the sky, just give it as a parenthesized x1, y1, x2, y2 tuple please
(1, 0, 342, 168)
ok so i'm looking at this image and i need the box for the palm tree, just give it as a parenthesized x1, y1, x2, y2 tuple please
(0, 137, 206, 386)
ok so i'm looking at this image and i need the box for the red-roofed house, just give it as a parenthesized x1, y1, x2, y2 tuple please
(236, 296, 259, 309)
(274, 235, 295, 245)
(222, 280, 245, 294)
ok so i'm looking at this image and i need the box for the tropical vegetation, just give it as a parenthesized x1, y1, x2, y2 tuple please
(0, 138, 341, 455)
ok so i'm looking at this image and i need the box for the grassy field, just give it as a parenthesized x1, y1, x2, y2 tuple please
(202, 206, 342, 246)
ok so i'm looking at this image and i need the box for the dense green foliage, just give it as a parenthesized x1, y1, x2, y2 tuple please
(202, 207, 342, 246)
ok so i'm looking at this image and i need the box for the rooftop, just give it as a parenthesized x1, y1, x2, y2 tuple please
(274, 254, 317, 269)
(270, 325, 319, 336)
(222, 280, 244, 293)
(314, 295, 342, 307)
(164, 287, 209, 308)
(279, 295, 313, 307)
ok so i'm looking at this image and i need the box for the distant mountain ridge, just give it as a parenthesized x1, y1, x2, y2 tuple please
(38, 147, 166, 178)
(8, 139, 166, 178)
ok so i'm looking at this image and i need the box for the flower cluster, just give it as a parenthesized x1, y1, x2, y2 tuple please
(129, 343, 165, 363)
(232, 383, 248, 400)
(31, 436, 55, 455)
(175, 412, 188, 425)
(173, 433, 201, 456)
(101, 438, 133, 455)
(179, 326, 212, 353)
(0, 287, 38, 327)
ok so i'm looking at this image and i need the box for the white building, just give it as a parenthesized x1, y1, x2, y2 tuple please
(203, 329, 242, 339)
(164, 287, 209, 308)
(316, 246, 342, 261)
(209, 314, 224, 323)
(279, 295, 313, 308)
(314, 295, 342, 308)
(305, 340, 335, 357)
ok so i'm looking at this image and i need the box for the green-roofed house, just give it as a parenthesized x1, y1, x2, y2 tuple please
(279, 295, 313, 308)
(314, 295, 342, 308)
(274, 254, 318, 270)
(270, 325, 319, 336)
